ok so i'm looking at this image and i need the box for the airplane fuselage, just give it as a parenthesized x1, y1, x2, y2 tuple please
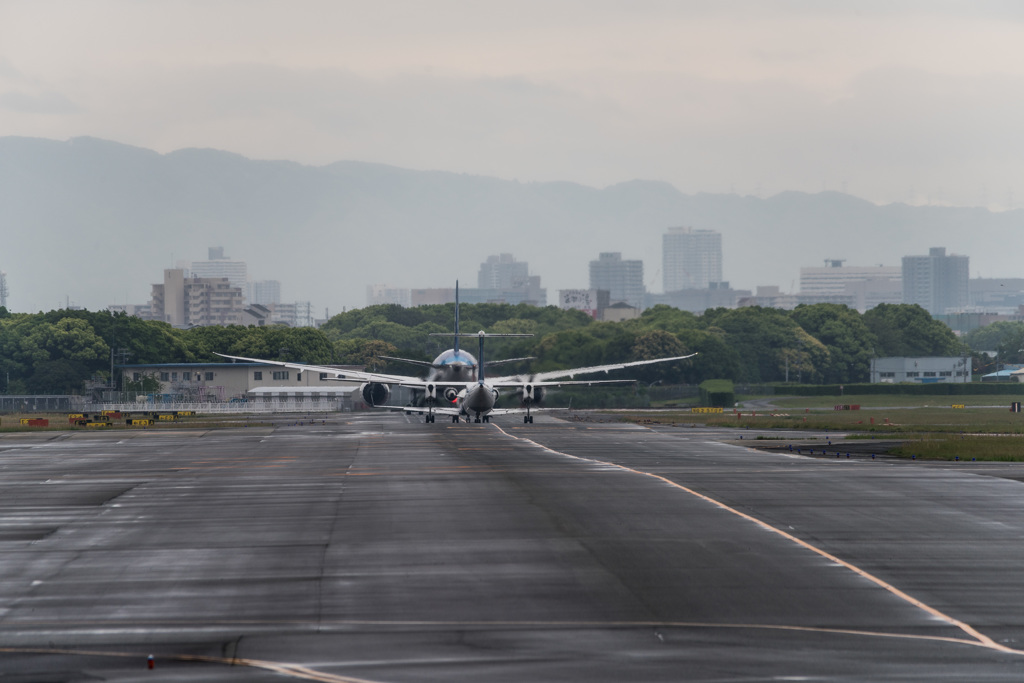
(426, 349, 479, 384)
(456, 382, 499, 421)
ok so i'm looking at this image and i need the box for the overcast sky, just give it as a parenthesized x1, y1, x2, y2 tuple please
(3, 1, 1024, 209)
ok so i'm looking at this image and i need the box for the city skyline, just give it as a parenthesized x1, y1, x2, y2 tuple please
(2, 136, 1022, 317)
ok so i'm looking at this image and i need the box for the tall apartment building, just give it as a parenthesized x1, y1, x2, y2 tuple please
(478, 253, 529, 290)
(249, 280, 282, 306)
(150, 269, 244, 327)
(663, 227, 722, 292)
(799, 260, 902, 312)
(190, 247, 248, 295)
(902, 247, 969, 315)
(589, 252, 645, 309)
(367, 284, 412, 307)
(472, 254, 546, 305)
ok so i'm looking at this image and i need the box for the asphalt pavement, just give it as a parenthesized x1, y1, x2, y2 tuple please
(2, 413, 1024, 681)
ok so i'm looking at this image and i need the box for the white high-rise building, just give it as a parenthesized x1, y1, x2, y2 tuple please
(799, 260, 902, 312)
(663, 227, 722, 292)
(190, 247, 248, 295)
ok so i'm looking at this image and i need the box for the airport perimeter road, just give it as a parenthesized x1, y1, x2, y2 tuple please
(4, 415, 1024, 681)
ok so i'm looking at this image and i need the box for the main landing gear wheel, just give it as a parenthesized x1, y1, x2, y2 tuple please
(451, 415, 460, 423)
(425, 414, 435, 423)
(523, 415, 534, 424)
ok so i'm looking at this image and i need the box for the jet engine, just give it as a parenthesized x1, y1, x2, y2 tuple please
(523, 384, 545, 405)
(443, 387, 460, 403)
(361, 382, 391, 407)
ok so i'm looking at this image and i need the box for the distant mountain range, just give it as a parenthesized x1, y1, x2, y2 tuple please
(1, 136, 1019, 315)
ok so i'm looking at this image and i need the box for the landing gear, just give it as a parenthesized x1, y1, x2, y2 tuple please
(425, 414, 435, 423)
(451, 415, 460, 423)
(523, 415, 534, 424)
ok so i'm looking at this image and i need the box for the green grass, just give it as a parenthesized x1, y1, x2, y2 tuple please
(889, 435, 1024, 461)
(612, 402, 1024, 435)
(771, 394, 1016, 409)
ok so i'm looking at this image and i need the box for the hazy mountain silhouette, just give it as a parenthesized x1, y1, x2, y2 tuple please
(1, 136, 1017, 314)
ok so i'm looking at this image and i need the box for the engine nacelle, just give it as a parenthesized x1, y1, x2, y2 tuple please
(361, 382, 391, 407)
(443, 387, 459, 403)
(523, 385, 545, 404)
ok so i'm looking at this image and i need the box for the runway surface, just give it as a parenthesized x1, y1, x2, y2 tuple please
(3, 412, 1024, 680)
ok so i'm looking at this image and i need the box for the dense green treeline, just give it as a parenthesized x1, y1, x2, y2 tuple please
(0, 302, 970, 394)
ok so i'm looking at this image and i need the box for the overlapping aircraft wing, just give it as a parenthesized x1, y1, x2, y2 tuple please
(374, 404, 463, 416)
(214, 353, 417, 385)
(489, 352, 698, 383)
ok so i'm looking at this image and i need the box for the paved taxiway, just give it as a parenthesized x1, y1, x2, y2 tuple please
(3, 413, 1024, 680)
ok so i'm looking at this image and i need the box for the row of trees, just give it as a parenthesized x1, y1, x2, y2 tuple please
(0, 301, 971, 394)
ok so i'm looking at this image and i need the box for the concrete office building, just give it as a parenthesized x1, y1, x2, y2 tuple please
(478, 253, 529, 290)
(663, 227, 722, 292)
(902, 247, 969, 315)
(367, 285, 412, 307)
(249, 280, 282, 306)
(589, 252, 645, 309)
(799, 260, 902, 312)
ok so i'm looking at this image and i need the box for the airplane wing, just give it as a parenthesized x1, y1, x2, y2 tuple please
(490, 352, 698, 383)
(483, 356, 535, 366)
(214, 353, 418, 385)
(215, 353, 484, 390)
(489, 378, 636, 389)
(377, 355, 438, 369)
(374, 404, 463, 416)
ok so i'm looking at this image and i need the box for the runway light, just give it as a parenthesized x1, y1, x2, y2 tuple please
(148, 655, 154, 670)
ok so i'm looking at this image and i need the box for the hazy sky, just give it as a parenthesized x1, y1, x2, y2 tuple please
(3, 1, 1024, 209)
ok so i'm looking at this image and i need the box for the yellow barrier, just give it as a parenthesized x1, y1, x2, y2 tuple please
(951, 404, 966, 409)
(128, 419, 154, 426)
(175, 411, 195, 417)
(85, 421, 113, 428)
(157, 414, 177, 421)
(691, 407, 724, 414)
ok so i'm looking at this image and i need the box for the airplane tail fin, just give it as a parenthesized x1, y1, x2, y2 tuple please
(454, 281, 460, 356)
(449, 332, 534, 383)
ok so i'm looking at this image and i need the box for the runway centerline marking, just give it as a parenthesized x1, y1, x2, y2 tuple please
(490, 423, 1023, 656)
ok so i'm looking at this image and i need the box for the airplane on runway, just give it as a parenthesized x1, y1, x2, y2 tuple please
(217, 284, 696, 423)
(374, 281, 533, 395)
(219, 331, 693, 423)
